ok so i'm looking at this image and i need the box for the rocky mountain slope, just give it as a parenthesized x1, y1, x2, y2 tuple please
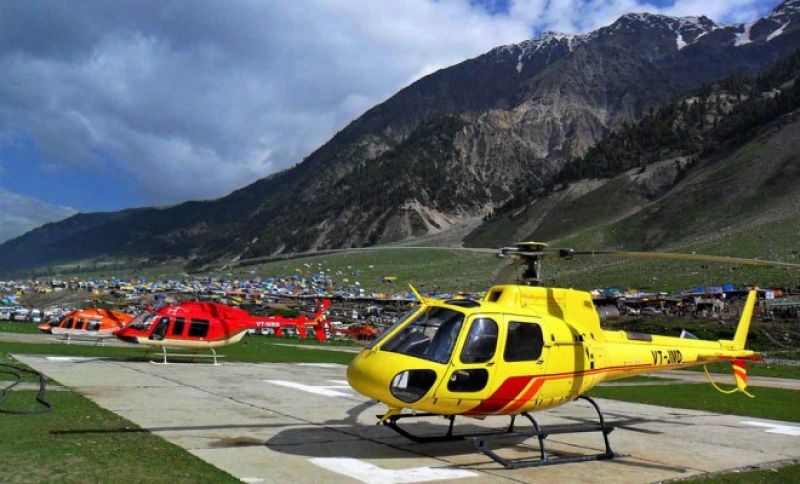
(2, 1, 800, 273)
(466, 49, 800, 255)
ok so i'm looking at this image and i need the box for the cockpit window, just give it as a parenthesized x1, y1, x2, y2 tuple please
(366, 307, 420, 350)
(129, 312, 156, 330)
(381, 307, 464, 364)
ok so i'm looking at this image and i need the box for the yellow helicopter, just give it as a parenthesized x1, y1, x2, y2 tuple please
(339, 242, 800, 468)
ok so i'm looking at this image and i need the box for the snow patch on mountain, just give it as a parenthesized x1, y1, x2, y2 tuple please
(735, 23, 754, 46)
(508, 31, 588, 74)
(767, 22, 791, 41)
(676, 33, 687, 50)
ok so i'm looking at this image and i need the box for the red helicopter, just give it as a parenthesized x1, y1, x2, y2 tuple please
(114, 299, 331, 364)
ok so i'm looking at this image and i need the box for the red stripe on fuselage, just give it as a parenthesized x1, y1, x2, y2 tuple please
(467, 375, 533, 414)
(464, 356, 756, 416)
(500, 378, 545, 414)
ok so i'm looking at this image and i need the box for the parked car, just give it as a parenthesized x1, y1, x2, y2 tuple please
(641, 307, 663, 316)
(29, 309, 43, 323)
(12, 308, 30, 321)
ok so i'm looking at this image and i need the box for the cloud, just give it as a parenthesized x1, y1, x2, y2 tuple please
(0, 189, 77, 243)
(0, 0, 777, 208)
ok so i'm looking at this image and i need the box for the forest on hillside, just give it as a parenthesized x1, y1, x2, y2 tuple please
(556, 49, 800, 182)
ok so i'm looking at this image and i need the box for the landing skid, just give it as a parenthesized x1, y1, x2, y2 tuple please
(382, 412, 520, 443)
(149, 347, 222, 365)
(381, 395, 615, 469)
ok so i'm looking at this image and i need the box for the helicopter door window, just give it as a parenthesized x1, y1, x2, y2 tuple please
(76, 319, 85, 330)
(172, 317, 185, 336)
(87, 320, 100, 331)
(447, 369, 489, 392)
(460, 318, 498, 364)
(504, 322, 544, 362)
(188, 319, 210, 338)
(381, 307, 464, 364)
(64, 318, 74, 328)
(150, 317, 169, 340)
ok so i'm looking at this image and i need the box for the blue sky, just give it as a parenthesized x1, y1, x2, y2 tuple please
(0, 0, 784, 239)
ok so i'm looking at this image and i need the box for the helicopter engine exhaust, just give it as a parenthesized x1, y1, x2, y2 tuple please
(596, 306, 620, 323)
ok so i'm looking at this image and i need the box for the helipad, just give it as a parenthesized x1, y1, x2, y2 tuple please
(14, 355, 800, 483)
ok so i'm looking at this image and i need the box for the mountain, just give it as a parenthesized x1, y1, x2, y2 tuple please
(466, 49, 800, 259)
(2, 1, 800, 274)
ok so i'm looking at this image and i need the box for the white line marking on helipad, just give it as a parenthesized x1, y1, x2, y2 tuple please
(241, 478, 264, 483)
(310, 458, 477, 483)
(44, 356, 98, 362)
(327, 379, 349, 385)
(264, 380, 352, 397)
(296, 363, 345, 368)
(741, 421, 800, 436)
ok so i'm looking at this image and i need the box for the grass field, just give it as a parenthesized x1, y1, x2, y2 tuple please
(24, 262, 188, 283)
(0, 389, 238, 483)
(547, 214, 800, 292)
(589, 384, 800, 422)
(685, 463, 800, 483)
(684, 361, 800, 380)
(0, 322, 40, 334)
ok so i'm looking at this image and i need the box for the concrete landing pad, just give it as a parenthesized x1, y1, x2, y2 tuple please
(15, 354, 800, 483)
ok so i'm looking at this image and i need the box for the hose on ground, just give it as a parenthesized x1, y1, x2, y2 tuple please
(0, 362, 53, 414)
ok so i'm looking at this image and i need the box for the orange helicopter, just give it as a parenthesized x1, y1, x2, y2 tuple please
(38, 308, 134, 344)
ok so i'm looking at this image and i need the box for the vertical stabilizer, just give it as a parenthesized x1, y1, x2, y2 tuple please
(733, 289, 757, 350)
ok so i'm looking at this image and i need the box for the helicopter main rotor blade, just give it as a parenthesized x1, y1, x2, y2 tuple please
(201, 240, 800, 278)
(567, 250, 800, 269)
(206, 245, 499, 269)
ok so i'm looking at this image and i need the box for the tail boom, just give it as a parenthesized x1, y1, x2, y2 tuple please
(599, 289, 760, 395)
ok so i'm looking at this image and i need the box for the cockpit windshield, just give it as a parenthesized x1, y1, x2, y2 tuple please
(128, 312, 156, 330)
(381, 307, 464, 364)
(366, 307, 419, 350)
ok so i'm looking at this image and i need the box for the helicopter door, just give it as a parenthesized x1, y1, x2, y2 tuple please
(493, 317, 549, 411)
(434, 317, 499, 409)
